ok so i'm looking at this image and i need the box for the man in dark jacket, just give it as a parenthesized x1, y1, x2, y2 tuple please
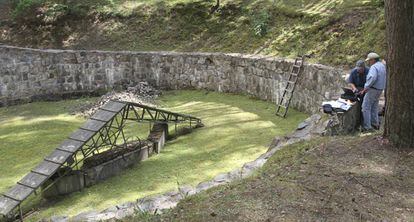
(348, 60, 369, 93)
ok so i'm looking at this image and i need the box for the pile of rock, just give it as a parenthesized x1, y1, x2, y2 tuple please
(74, 82, 160, 117)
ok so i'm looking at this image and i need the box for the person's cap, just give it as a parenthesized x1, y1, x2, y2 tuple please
(365, 52, 380, 61)
(355, 60, 365, 68)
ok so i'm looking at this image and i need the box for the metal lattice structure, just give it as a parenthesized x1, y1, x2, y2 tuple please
(0, 100, 202, 219)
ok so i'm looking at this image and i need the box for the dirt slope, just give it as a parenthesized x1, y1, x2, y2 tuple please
(139, 135, 414, 221)
(0, 0, 385, 67)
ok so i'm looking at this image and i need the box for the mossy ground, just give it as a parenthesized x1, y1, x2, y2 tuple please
(0, 90, 306, 221)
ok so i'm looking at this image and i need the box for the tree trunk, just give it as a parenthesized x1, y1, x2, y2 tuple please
(384, 0, 414, 148)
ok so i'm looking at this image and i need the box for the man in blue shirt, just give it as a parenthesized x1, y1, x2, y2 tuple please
(361, 52, 387, 131)
(348, 60, 369, 93)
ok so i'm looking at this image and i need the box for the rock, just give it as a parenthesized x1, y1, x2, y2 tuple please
(268, 136, 282, 150)
(102, 206, 118, 213)
(50, 215, 69, 222)
(289, 114, 327, 140)
(261, 143, 285, 160)
(137, 191, 182, 215)
(213, 173, 232, 184)
(311, 119, 330, 135)
(113, 207, 136, 219)
(285, 137, 306, 145)
(72, 81, 159, 117)
(178, 185, 196, 197)
(241, 158, 267, 178)
(164, 191, 182, 203)
(297, 121, 309, 130)
(72, 211, 100, 222)
(195, 181, 216, 192)
(90, 212, 117, 221)
(227, 168, 242, 181)
(116, 202, 136, 210)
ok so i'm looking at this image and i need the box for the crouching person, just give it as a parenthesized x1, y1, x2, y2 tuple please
(348, 60, 369, 94)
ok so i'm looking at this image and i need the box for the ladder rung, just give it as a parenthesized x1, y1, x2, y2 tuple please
(293, 65, 301, 68)
(287, 81, 296, 84)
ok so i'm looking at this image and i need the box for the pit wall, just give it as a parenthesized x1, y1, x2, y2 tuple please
(0, 45, 347, 113)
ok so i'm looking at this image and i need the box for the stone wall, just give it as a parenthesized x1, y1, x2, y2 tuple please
(0, 45, 347, 113)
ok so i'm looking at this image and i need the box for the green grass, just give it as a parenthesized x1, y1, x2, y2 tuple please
(2, 0, 386, 67)
(0, 90, 307, 221)
(0, 97, 98, 195)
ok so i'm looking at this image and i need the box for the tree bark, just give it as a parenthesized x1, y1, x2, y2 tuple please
(384, 0, 414, 148)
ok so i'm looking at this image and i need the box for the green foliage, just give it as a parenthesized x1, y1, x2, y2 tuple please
(43, 3, 69, 22)
(252, 10, 270, 37)
(371, 0, 384, 7)
(12, 0, 43, 17)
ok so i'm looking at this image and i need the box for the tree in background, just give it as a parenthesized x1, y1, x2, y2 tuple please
(384, 0, 414, 148)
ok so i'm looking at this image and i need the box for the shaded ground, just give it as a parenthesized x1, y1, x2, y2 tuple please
(0, 0, 385, 67)
(139, 135, 414, 221)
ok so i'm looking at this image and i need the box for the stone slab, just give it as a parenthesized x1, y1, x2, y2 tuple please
(4, 184, 33, 201)
(57, 139, 84, 153)
(81, 119, 107, 132)
(91, 109, 118, 122)
(32, 161, 61, 176)
(69, 129, 96, 142)
(101, 101, 127, 113)
(0, 196, 19, 216)
(42, 172, 84, 199)
(18, 172, 48, 189)
(45, 150, 73, 164)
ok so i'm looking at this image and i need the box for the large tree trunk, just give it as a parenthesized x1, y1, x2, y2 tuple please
(384, 0, 414, 148)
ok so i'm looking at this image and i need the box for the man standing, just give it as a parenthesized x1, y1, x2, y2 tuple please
(348, 60, 369, 93)
(361, 53, 387, 131)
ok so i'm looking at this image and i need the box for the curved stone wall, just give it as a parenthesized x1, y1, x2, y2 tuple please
(0, 45, 347, 113)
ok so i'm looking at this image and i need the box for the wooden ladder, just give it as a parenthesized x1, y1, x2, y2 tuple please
(276, 55, 307, 118)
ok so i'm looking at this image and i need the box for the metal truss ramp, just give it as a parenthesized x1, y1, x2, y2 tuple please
(0, 100, 202, 218)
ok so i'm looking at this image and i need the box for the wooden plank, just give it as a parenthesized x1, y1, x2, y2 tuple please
(91, 110, 118, 122)
(0, 196, 19, 216)
(57, 139, 84, 153)
(18, 172, 48, 189)
(81, 119, 107, 132)
(69, 129, 96, 142)
(32, 161, 60, 177)
(3, 184, 33, 202)
(101, 101, 127, 113)
(45, 150, 73, 164)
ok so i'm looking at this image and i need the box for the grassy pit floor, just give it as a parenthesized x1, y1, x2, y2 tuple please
(0, 90, 307, 220)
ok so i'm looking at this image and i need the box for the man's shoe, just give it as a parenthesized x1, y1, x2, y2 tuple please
(372, 124, 380, 130)
(361, 128, 375, 133)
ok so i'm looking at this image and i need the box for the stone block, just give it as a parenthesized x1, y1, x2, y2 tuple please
(42, 171, 84, 199)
